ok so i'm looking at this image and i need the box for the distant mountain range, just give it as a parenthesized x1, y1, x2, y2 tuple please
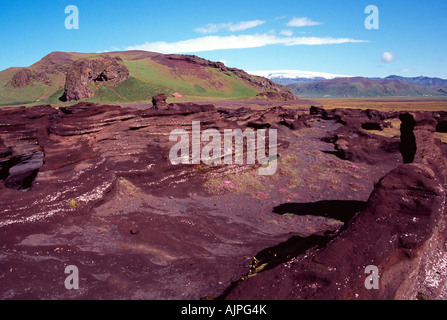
(251, 71, 447, 97)
(382, 75, 447, 87)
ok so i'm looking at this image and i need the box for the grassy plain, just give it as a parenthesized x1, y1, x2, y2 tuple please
(315, 97, 447, 112)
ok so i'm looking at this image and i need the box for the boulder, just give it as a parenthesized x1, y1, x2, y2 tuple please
(62, 56, 129, 102)
(152, 93, 168, 110)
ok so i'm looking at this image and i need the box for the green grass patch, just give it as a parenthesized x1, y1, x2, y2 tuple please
(118, 59, 259, 100)
(0, 82, 49, 106)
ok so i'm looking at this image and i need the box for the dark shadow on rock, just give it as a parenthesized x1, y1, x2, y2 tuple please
(436, 121, 447, 133)
(216, 234, 330, 300)
(399, 113, 417, 163)
(273, 200, 366, 223)
(59, 91, 67, 102)
(222, 200, 368, 293)
(361, 122, 383, 131)
(321, 150, 347, 160)
(246, 122, 271, 129)
(1, 151, 44, 190)
(252, 235, 329, 273)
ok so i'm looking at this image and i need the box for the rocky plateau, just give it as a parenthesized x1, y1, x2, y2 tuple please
(0, 99, 446, 300)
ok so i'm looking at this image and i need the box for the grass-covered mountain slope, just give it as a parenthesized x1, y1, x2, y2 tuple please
(0, 51, 295, 106)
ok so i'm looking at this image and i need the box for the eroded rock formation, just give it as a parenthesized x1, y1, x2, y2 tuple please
(62, 56, 129, 101)
(8, 69, 52, 88)
(225, 110, 447, 300)
(1, 102, 446, 300)
(152, 93, 168, 110)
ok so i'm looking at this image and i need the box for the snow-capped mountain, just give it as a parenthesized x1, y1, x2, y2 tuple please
(249, 70, 351, 79)
(248, 70, 352, 85)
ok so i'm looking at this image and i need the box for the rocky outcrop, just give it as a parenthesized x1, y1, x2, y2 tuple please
(0, 101, 300, 300)
(0, 105, 57, 190)
(8, 69, 52, 88)
(62, 56, 129, 101)
(307, 108, 401, 165)
(6, 52, 82, 90)
(256, 89, 297, 101)
(152, 93, 168, 110)
(1, 102, 446, 300)
(225, 110, 447, 300)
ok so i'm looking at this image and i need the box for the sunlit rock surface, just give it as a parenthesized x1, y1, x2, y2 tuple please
(0, 101, 446, 299)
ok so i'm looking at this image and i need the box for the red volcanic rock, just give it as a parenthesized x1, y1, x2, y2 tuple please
(62, 56, 129, 101)
(1, 101, 446, 300)
(8, 69, 35, 88)
(0, 137, 11, 158)
(225, 111, 447, 300)
(8, 69, 52, 88)
(317, 108, 401, 165)
(152, 93, 168, 110)
(227, 161, 447, 300)
(7, 52, 82, 89)
(0, 101, 298, 300)
(256, 89, 296, 101)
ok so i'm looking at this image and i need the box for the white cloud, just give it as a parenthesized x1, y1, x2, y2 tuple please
(381, 51, 395, 63)
(229, 20, 265, 32)
(285, 37, 362, 46)
(287, 17, 322, 27)
(127, 34, 277, 53)
(195, 24, 220, 34)
(195, 20, 265, 34)
(280, 29, 293, 36)
(126, 34, 367, 54)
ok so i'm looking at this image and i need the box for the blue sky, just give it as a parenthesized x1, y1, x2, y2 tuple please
(1, 0, 446, 78)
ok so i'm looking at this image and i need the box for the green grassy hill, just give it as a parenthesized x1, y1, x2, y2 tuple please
(0, 51, 290, 107)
